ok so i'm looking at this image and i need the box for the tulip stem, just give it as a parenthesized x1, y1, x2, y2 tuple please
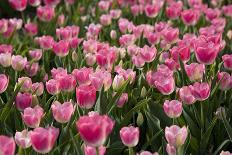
(129, 147, 134, 155)
(96, 147, 100, 155)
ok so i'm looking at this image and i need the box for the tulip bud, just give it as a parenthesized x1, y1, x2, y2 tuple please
(0, 135, 15, 155)
(76, 85, 96, 109)
(16, 92, 32, 111)
(165, 125, 187, 147)
(227, 30, 232, 40)
(51, 101, 74, 123)
(76, 112, 114, 147)
(22, 105, 44, 128)
(32, 82, 44, 96)
(46, 79, 61, 95)
(57, 14, 65, 26)
(29, 49, 42, 61)
(163, 100, 182, 118)
(72, 51, 78, 62)
(18, 77, 32, 92)
(120, 126, 139, 147)
(110, 30, 117, 40)
(112, 75, 125, 91)
(12, 55, 27, 71)
(222, 54, 232, 71)
(15, 129, 31, 149)
(140, 87, 147, 98)
(137, 112, 144, 126)
(116, 93, 128, 108)
(0, 53, 11, 67)
(0, 74, 9, 94)
(30, 127, 59, 154)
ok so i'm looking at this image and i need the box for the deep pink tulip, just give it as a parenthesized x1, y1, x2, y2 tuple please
(29, 49, 42, 61)
(0, 74, 9, 94)
(51, 101, 74, 123)
(37, 6, 55, 22)
(189, 82, 210, 101)
(35, 35, 54, 50)
(16, 92, 32, 111)
(165, 125, 187, 147)
(46, 79, 61, 95)
(0, 44, 13, 54)
(185, 63, 205, 81)
(222, 54, 232, 70)
(145, 4, 160, 18)
(76, 112, 114, 147)
(76, 85, 96, 109)
(12, 55, 27, 71)
(120, 126, 139, 147)
(24, 23, 38, 36)
(163, 100, 182, 118)
(179, 86, 196, 105)
(53, 40, 70, 57)
(18, 76, 32, 92)
(0, 135, 15, 155)
(204, 8, 221, 21)
(28, 0, 41, 6)
(22, 105, 44, 128)
(217, 72, 232, 91)
(162, 27, 179, 44)
(9, 0, 27, 11)
(30, 127, 59, 154)
(116, 93, 128, 108)
(72, 67, 93, 85)
(32, 82, 44, 96)
(119, 34, 136, 47)
(84, 145, 106, 155)
(166, 1, 183, 19)
(43, 0, 60, 6)
(223, 5, 232, 18)
(58, 74, 76, 92)
(15, 129, 31, 149)
(181, 9, 200, 26)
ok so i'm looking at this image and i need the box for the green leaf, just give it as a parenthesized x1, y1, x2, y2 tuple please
(221, 109, 232, 142)
(213, 139, 230, 155)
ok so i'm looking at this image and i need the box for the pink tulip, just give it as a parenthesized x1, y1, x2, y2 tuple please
(72, 67, 93, 85)
(116, 93, 128, 108)
(188, 0, 202, 7)
(100, 14, 112, 26)
(189, 82, 210, 101)
(12, 55, 27, 71)
(43, 0, 61, 6)
(119, 34, 136, 47)
(110, 30, 117, 40)
(165, 125, 187, 147)
(22, 105, 44, 128)
(118, 18, 134, 34)
(30, 127, 59, 154)
(223, 5, 232, 18)
(29, 49, 42, 61)
(15, 92, 32, 111)
(179, 86, 196, 105)
(162, 27, 179, 44)
(46, 79, 61, 95)
(58, 74, 76, 92)
(37, 6, 55, 22)
(185, 63, 205, 81)
(138, 151, 159, 155)
(24, 23, 38, 36)
(15, 129, 31, 149)
(140, 45, 157, 63)
(53, 40, 70, 57)
(204, 8, 221, 21)
(98, 1, 110, 11)
(181, 9, 200, 26)
(166, 144, 176, 155)
(112, 75, 125, 91)
(163, 100, 182, 118)
(166, 1, 183, 19)
(84, 145, 106, 155)
(8, 0, 27, 11)
(0, 74, 9, 94)
(220, 151, 232, 155)
(110, 9, 122, 19)
(0, 44, 13, 54)
(0, 53, 11, 67)
(51, 67, 67, 79)
(32, 82, 44, 96)
(35, 35, 54, 50)
(217, 72, 232, 91)
(51, 101, 74, 123)
(57, 14, 65, 26)
(120, 126, 139, 147)
(89, 70, 112, 91)
(145, 4, 160, 18)
(18, 77, 32, 92)
(0, 135, 15, 155)
(76, 112, 114, 147)
(76, 85, 96, 109)
(130, 5, 143, 16)
(24, 62, 39, 77)
(28, 0, 41, 6)
(0, 19, 8, 33)
(222, 54, 232, 70)
(65, 0, 74, 5)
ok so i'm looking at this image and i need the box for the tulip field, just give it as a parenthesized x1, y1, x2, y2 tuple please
(1, 0, 232, 154)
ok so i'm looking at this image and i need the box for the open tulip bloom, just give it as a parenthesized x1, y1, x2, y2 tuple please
(0, 0, 232, 154)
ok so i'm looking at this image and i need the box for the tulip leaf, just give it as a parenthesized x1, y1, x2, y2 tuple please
(213, 139, 230, 155)
(221, 109, 232, 142)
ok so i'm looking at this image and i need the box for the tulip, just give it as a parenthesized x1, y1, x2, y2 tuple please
(166, 144, 176, 155)
(24, 23, 38, 36)
(15, 92, 32, 111)
(57, 14, 65, 26)
(29, 49, 42, 61)
(98, 1, 110, 11)
(179, 86, 196, 105)
(165, 125, 187, 147)
(222, 54, 232, 70)
(22, 105, 44, 128)
(116, 93, 128, 108)
(58, 74, 76, 92)
(30, 127, 59, 154)
(76, 85, 96, 109)
(140, 45, 157, 63)
(110, 9, 122, 19)
(185, 63, 205, 81)
(43, 0, 61, 6)
(0, 19, 8, 33)
(110, 30, 117, 40)
(15, 129, 31, 149)
(163, 100, 182, 118)
(217, 72, 232, 91)
(28, 0, 41, 6)
(181, 9, 200, 26)
(220, 151, 232, 155)
(72, 67, 93, 85)
(119, 34, 136, 47)
(76, 112, 114, 147)
(51, 67, 67, 79)
(100, 14, 112, 26)
(51, 101, 74, 123)
(84, 145, 106, 155)
(89, 70, 112, 91)
(8, 0, 27, 11)
(0, 74, 9, 94)
(120, 126, 139, 147)
(144, 4, 161, 18)
(0, 135, 15, 155)
(12, 55, 27, 71)
(37, 6, 55, 22)
(0, 53, 11, 67)
(46, 79, 61, 95)
(166, 1, 183, 19)
(32, 82, 44, 96)
(162, 27, 179, 44)
(18, 77, 32, 92)
(112, 75, 125, 91)
(189, 82, 210, 101)
(35, 35, 54, 50)
(53, 40, 70, 57)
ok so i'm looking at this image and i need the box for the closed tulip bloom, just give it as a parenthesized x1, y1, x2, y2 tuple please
(15, 129, 31, 149)
(0, 53, 11, 67)
(116, 93, 128, 108)
(76, 85, 96, 109)
(154, 72, 175, 95)
(166, 1, 183, 19)
(112, 75, 125, 91)
(185, 63, 205, 81)
(25, 62, 39, 77)
(166, 144, 176, 155)
(163, 100, 182, 118)
(162, 27, 179, 44)
(22, 105, 44, 128)
(140, 45, 157, 63)
(30, 127, 59, 154)
(53, 40, 70, 57)
(46, 79, 60, 95)
(76, 112, 114, 147)
(0, 19, 8, 33)
(110, 9, 122, 19)
(35, 36, 54, 50)
(165, 125, 187, 147)
(89, 70, 112, 91)
(24, 23, 38, 36)
(16, 92, 32, 111)
(0, 74, 9, 94)
(32, 82, 44, 96)
(145, 4, 161, 18)
(72, 67, 93, 85)
(12, 55, 27, 71)
(181, 9, 200, 26)
(84, 145, 106, 155)
(222, 54, 232, 70)
(28, 0, 41, 6)
(110, 30, 117, 40)
(8, 0, 27, 11)
(98, 1, 110, 11)
(179, 86, 196, 105)
(57, 14, 65, 26)
(51, 101, 74, 123)
(58, 74, 76, 92)
(37, 6, 55, 22)
(29, 49, 42, 61)
(43, 0, 61, 6)
(189, 82, 210, 101)
(217, 72, 232, 91)
(100, 14, 112, 26)
(120, 126, 139, 147)
(18, 77, 32, 92)
(0, 135, 15, 155)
